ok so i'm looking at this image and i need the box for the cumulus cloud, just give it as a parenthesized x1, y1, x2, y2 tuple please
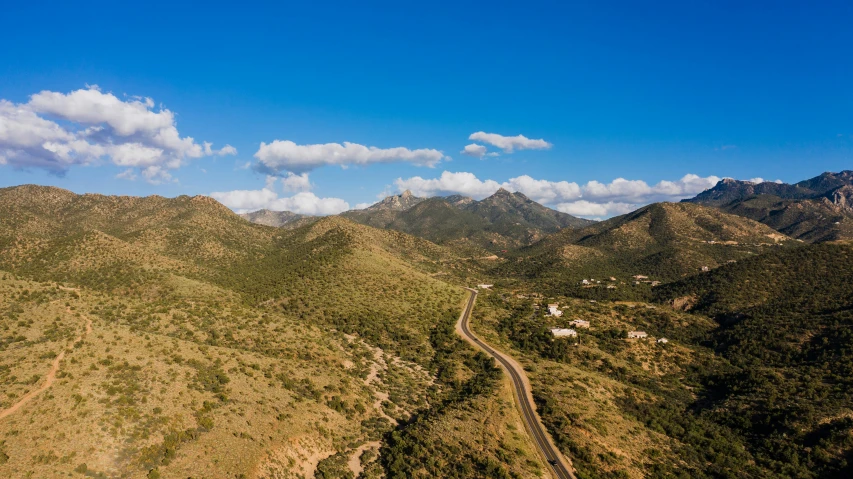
(554, 200, 638, 218)
(461, 143, 487, 158)
(504, 175, 582, 203)
(281, 172, 312, 192)
(468, 131, 551, 153)
(115, 169, 137, 181)
(204, 142, 238, 156)
(396, 171, 504, 199)
(744, 177, 783, 184)
(580, 174, 721, 203)
(254, 140, 445, 174)
(0, 86, 234, 182)
(210, 185, 350, 216)
(392, 171, 721, 218)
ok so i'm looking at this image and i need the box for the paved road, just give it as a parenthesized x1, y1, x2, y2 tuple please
(456, 288, 576, 479)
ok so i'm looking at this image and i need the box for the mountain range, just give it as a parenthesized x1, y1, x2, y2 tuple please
(341, 188, 594, 252)
(684, 170, 853, 242)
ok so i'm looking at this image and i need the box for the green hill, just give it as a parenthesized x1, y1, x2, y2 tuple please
(649, 242, 853, 478)
(496, 202, 794, 291)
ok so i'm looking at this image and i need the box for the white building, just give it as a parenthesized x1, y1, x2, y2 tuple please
(569, 319, 590, 329)
(657, 338, 669, 344)
(477, 284, 493, 289)
(551, 328, 577, 337)
(627, 331, 648, 339)
(546, 303, 563, 317)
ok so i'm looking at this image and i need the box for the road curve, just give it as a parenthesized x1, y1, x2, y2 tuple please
(456, 288, 576, 479)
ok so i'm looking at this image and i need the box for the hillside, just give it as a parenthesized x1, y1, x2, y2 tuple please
(474, 242, 853, 478)
(238, 209, 317, 229)
(718, 192, 853, 242)
(0, 185, 543, 479)
(685, 171, 853, 241)
(648, 242, 853, 477)
(496, 202, 795, 291)
(342, 188, 594, 253)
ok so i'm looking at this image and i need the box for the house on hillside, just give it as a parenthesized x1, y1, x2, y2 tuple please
(701, 266, 710, 272)
(546, 303, 563, 317)
(657, 338, 669, 344)
(627, 331, 648, 339)
(550, 328, 577, 337)
(581, 279, 590, 285)
(477, 284, 493, 289)
(569, 319, 590, 329)
(633, 275, 649, 280)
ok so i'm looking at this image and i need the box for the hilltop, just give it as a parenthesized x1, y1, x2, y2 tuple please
(496, 201, 794, 290)
(685, 171, 853, 241)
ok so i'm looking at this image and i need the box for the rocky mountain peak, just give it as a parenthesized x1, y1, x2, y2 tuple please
(366, 190, 425, 212)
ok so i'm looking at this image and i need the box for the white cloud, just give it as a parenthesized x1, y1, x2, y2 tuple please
(115, 169, 137, 181)
(581, 174, 721, 203)
(392, 171, 721, 218)
(204, 142, 238, 156)
(354, 202, 373, 210)
(554, 200, 637, 218)
(210, 185, 350, 216)
(461, 143, 487, 158)
(141, 165, 175, 185)
(395, 171, 503, 199)
(254, 140, 446, 174)
(468, 131, 551, 153)
(0, 86, 233, 182)
(281, 172, 312, 192)
(504, 175, 582, 203)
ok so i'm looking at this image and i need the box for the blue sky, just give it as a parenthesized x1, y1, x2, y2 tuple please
(1, 0, 851, 217)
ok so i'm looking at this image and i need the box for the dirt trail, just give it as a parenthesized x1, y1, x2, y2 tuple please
(0, 307, 92, 420)
(347, 441, 380, 477)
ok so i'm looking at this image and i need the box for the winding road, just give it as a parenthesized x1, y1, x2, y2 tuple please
(456, 288, 576, 479)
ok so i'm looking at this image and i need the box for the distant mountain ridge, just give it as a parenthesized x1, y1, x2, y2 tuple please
(684, 170, 853, 241)
(685, 170, 853, 206)
(239, 209, 317, 228)
(340, 187, 595, 252)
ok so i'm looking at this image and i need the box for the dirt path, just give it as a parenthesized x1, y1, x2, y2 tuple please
(0, 307, 92, 420)
(347, 441, 380, 477)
